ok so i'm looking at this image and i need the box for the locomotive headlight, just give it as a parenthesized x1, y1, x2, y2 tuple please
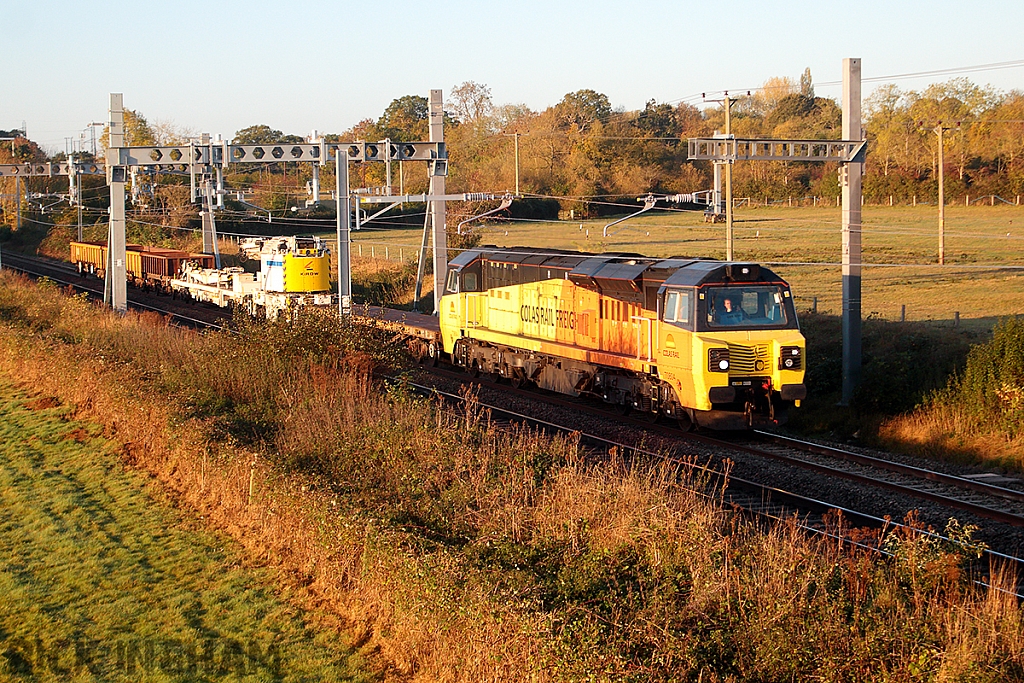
(709, 348, 730, 373)
(779, 346, 802, 370)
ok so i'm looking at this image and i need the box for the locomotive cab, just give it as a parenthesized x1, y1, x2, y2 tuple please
(657, 262, 806, 429)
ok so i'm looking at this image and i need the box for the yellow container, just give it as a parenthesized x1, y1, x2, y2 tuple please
(282, 254, 330, 293)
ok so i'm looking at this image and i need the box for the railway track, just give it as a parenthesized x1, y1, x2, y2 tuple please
(3, 263, 1020, 593)
(0, 250, 229, 330)
(394, 371, 1024, 597)
(424, 363, 1024, 528)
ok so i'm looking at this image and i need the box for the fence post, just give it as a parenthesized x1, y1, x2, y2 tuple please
(812, 296, 818, 313)
(788, 196, 792, 207)
(358, 243, 362, 257)
(385, 245, 389, 260)
(889, 195, 893, 206)
(992, 195, 995, 206)
(371, 245, 375, 258)
(900, 304, 905, 322)
(966, 194, 969, 207)
(954, 311, 960, 328)
(913, 195, 917, 206)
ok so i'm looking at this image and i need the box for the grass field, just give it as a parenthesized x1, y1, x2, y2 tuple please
(343, 204, 1024, 330)
(0, 378, 367, 682)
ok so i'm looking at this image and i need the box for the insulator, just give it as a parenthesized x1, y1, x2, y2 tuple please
(463, 193, 493, 202)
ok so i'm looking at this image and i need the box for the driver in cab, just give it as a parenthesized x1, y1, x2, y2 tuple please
(716, 294, 747, 325)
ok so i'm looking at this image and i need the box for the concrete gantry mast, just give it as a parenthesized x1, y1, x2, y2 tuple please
(689, 58, 866, 404)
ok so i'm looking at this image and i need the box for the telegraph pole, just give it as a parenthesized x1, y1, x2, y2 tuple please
(925, 122, 958, 265)
(503, 132, 526, 196)
(938, 125, 945, 265)
(725, 95, 734, 261)
(704, 93, 747, 261)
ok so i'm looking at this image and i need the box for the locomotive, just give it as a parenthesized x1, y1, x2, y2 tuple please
(437, 247, 806, 429)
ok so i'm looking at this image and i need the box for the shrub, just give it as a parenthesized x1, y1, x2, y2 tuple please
(931, 316, 1024, 440)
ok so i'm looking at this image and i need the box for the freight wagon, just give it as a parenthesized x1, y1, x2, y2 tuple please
(70, 241, 215, 293)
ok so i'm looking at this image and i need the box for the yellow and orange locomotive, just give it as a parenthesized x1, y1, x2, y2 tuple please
(439, 247, 806, 429)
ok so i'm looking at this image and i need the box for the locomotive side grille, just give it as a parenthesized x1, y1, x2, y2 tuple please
(727, 344, 770, 374)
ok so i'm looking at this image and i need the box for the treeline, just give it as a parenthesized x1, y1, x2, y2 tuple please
(330, 73, 1024, 215)
(4, 71, 1024, 235)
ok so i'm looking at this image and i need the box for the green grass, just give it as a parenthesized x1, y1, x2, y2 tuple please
(0, 379, 368, 682)
(343, 204, 1024, 329)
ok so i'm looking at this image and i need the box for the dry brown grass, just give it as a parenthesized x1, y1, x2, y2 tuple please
(1, 271, 1022, 681)
(880, 408, 1024, 472)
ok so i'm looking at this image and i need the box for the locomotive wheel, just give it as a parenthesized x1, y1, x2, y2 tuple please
(510, 371, 528, 390)
(468, 360, 482, 378)
(426, 340, 440, 367)
(636, 409, 659, 424)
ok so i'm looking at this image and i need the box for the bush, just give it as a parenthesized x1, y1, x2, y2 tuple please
(931, 316, 1024, 439)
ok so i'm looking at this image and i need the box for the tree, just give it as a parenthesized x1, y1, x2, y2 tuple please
(449, 81, 494, 124)
(234, 125, 284, 144)
(800, 67, 814, 99)
(378, 95, 429, 140)
(745, 76, 797, 116)
(555, 89, 611, 132)
(100, 109, 157, 149)
(635, 100, 680, 138)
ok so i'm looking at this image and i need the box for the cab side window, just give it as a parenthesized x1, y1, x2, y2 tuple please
(446, 270, 459, 294)
(463, 272, 478, 292)
(664, 290, 691, 325)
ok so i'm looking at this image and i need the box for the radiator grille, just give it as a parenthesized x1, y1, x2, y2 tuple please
(727, 344, 770, 374)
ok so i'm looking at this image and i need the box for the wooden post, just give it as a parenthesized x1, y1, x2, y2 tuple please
(954, 311, 960, 328)
(900, 304, 905, 322)
(248, 457, 256, 506)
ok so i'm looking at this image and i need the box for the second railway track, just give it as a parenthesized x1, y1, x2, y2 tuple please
(4, 257, 1022, 583)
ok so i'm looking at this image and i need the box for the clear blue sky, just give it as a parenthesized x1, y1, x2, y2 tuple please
(4, 0, 1023, 153)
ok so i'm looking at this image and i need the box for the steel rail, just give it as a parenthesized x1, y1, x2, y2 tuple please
(754, 430, 1024, 505)
(1, 251, 227, 331)
(420, 363, 1024, 529)
(395, 371, 1024, 597)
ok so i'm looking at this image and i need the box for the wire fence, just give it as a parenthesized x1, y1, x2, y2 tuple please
(751, 194, 1024, 208)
